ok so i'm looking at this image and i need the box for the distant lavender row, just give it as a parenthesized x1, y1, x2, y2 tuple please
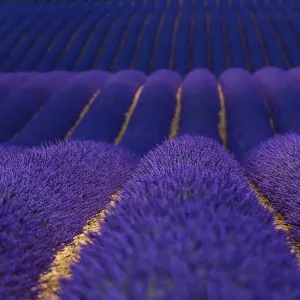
(59, 135, 300, 299)
(0, 0, 296, 6)
(1, 67, 300, 157)
(0, 3, 299, 75)
(0, 140, 138, 299)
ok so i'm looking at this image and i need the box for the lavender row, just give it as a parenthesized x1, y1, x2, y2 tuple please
(244, 133, 300, 257)
(0, 4, 299, 74)
(0, 140, 138, 299)
(0, 67, 300, 157)
(58, 135, 300, 299)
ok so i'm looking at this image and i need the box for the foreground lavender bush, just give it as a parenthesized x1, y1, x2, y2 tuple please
(244, 133, 300, 249)
(60, 136, 300, 300)
(0, 140, 138, 299)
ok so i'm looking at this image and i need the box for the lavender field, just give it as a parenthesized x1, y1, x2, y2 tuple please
(0, 1, 300, 299)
